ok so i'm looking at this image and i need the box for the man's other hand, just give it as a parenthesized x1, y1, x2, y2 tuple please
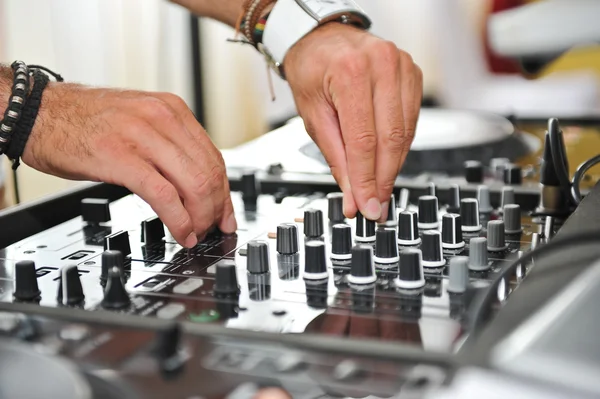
(285, 23, 423, 222)
(25, 84, 237, 248)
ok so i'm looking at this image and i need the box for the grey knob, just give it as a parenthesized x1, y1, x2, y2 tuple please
(384, 194, 397, 226)
(397, 188, 410, 212)
(247, 241, 270, 274)
(477, 185, 493, 213)
(504, 204, 522, 234)
(500, 187, 515, 210)
(447, 256, 469, 294)
(468, 237, 490, 271)
(276, 223, 299, 255)
(487, 221, 507, 252)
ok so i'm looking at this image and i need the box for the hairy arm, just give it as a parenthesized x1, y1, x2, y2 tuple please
(169, 0, 245, 27)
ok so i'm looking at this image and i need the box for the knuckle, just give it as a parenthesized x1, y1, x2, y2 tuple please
(398, 50, 414, 66)
(384, 127, 412, 150)
(153, 180, 178, 204)
(138, 97, 177, 123)
(353, 130, 377, 151)
(374, 41, 401, 65)
(159, 92, 190, 112)
(338, 53, 368, 78)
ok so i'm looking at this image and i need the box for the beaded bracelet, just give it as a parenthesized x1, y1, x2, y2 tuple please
(0, 61, 31, 154)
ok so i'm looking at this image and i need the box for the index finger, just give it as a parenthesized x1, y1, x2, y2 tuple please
(332, 59, 381, 221)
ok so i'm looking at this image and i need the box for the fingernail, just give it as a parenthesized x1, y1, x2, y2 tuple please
(184, 232, 198, 248)
(364, 198, 382, 220)
(224, 214, 238, 233)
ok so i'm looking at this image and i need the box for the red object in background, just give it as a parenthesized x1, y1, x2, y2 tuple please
(483, 0, 525, 74)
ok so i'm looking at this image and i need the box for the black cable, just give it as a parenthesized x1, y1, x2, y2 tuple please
(12, 167, 20, 204)
(467, 229, 600, 336)
(571, 154, 600, 204)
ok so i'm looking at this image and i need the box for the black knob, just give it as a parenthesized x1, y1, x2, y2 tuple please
(504, 164, 522, 185)
(476, 185, 493, 213)
(540, 131, 561, 186)
(417, 195, 439, 229)
(355, 212, 376, 242)
(504, 204, 522, 234)
(491, 158, 510, 180)
(101, 267, 130, 310)
(327, 192, 345, 223)
(487, 220, 507, 252)
(153, 323, 181, 367)
(141, 216, 165, 245)
(304, 241, 328, 280)
(81, 198, 111, 224)
(395, 249, 425, 289)
(384, 194, 397, 226)
(331, 224, 352, 261)
(241, 171, 260, 203)
(276, 223, 298, 255)
(397, 211, 421, 246)
(57, 264, 85, 306)
(441, 213, 464, 250)
(348, 245, 376, 285)
(428, 182, 437, 197)
(464, 160, 484, 183)
(460, 198, 481, 232)
(214, 259, 240, 295)
(101, 250, 124, 284)
(447, 184, 461, 214)
(104, 230, 131, 257)
(13, 260, 41, 301)
(304, 209, 324, 238)
(374, 228, 399, 264)
(247, 241, 270, 274)
(421, 231, 445, 268)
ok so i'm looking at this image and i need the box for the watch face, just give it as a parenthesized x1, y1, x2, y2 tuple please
(299, 0, 360, 18)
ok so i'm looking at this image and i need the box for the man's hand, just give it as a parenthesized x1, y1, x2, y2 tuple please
(24, 84, 236, 247)
(285, 23, 423, 222)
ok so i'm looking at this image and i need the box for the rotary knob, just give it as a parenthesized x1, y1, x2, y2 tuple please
(394, 249, 425, 290)
(418, 195, 439, 230)
(397, 211, 421, 246)
(247, 241, 270, 274)
(504, 164, 522, 185)
(476, 185, 493, 213)
(331, 224, 352, 261)
(460, 198, 482, 232)
(428, 182, 437, 197)
(468, 237, 490, 271)
(303, 209, 324, 239)
(447, 184, 461, 214)
(214, 259, 240, 295)
(504, 204, 522, 234)
(304, 241, 328, 280)
(57, 264, 85, 306)
(447, 256, 469, 294)
(327, 192, 345, 223)
(355, 212, 376, 243)
(500, 186, 515, 210)
(101, 267, 130, 310)
(348, 245, 376, 285)
(397, 188, 410, 212)
(441, 213, 465, 250)
(421, 230, 445, 268)
(101, 250, 124, 285)
(490, 157, 510, 180)
(384, 194, 397, 227)
(276, 223, 299, 255)
(464, 160, 484, 183)
(487, 220, 507, 252)
(13, 260, 41, 301)
(374, 228, 399, 264)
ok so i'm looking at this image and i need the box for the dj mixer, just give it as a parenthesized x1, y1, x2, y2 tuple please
(0, 116, 599, 399)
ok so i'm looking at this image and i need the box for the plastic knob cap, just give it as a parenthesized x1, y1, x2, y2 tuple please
(384, 194, 397, 226)
(81, 198, 111, 224)
(214, 259, 240, 295)
(101, 267, 130, 310)
(395, 249, 425, 289)
(447, 256, 469, 294)
(504, 204, 522, 234)
(428, 182, 437, 197)
(460, 198, 482, 232)
(355, 212, 376, 242)
(348, 245, 376, 285)
(397, 211, 421, 246)
(303, 209, 324, 238)
(241, 171, 260, 202)
(141, 216, 165, 245)
(500, 187, 515, 210)
(441, 213, 465, 250)
(57, 264, 85, 306)
(504, 164, 523, 185)
(331, 224, 352, 261)
(374, 228, 399, 264)
(487, 220, 507, 252)
(101, 250, 124, 284)
(13, 260, 41, 301)
(418, 195, 439, 229)
(468, 237, 490, 271)
(477, 185, 493, 213)
(304, 241, 328, 280)
(327, 192, 345, 223)
(276, 223, 299, 255)
(104, 230, 131, 257)
(447, 184, 461, 214)
(247, 241, 270, 274)
(464, 160, 484, 183)
(421, 230, 445, 268)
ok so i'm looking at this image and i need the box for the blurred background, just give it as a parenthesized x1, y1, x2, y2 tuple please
(0, 0, 599, 208)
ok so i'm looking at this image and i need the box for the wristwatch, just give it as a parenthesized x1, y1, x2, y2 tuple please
(260, 0, 372, 79)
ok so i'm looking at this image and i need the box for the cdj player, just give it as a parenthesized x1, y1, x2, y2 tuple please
(0, 116, 600, 399)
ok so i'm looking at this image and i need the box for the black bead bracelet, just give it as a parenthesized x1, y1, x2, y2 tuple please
(0, 61, 31, 153)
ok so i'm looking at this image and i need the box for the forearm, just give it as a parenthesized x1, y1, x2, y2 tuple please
(170, 0, 246, 27)
(0, 66, 14, 117)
